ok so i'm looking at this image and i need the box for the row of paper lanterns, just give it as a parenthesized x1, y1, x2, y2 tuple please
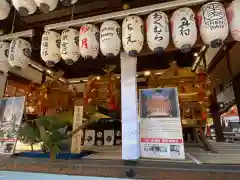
(0, 0, 78, 19)
(40, 1, 240, 67)
(0, 39, 31, 74)
(1, 1, 240, 73)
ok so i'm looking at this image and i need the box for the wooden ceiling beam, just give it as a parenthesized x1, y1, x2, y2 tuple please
(207, 41, 236, 74)
(17, 0, 122, 30)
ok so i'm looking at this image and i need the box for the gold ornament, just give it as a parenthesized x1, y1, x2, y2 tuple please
(206, 90, 212, 96)
(123, 3, 130, 10)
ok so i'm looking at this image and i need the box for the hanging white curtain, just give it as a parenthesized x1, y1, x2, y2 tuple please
(8, 39, 31, 70)
(146, 11, 169, 54)
(41, 31, 61, 67)
(60, 28, 80, 65)
(122, 15, 144, 57)
(171, 7, 197, 53)
(34, 0, 58, 13)
(79, 24, 99, 59)
(0, 42, 10, 74)
(12, 0, 37, 16)
(60, 0, 78, 6)
(100, 20, 121, 57)
(0, 0, 10, 20)
(227, 0, 240, 41)
(198, 2, 229, 48)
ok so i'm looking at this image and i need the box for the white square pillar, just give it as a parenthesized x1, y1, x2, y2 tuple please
(120, 52, 140, 160)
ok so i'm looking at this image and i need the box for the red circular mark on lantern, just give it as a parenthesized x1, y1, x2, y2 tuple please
(80, 26, 90, 35)
(226, 6, 233, 25)
(196, 12, 202, 27)
(170, 20, 173, 33)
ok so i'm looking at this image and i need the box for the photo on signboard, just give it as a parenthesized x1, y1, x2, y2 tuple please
(139, 88, 180, 118)
(143, 143, 169, 157)
(170, 144, 181, 156)
(0, 97, 25, 154)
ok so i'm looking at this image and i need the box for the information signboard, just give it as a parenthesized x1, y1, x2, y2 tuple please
(139, 88, 185, 160)
(0, 96, 25, 154)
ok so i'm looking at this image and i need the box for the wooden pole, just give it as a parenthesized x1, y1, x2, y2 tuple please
(71, 105, 83, 154)
(210, 88, 224, 142)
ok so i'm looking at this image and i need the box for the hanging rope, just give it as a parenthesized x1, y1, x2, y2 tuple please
(70, 4, 75, 22)
(11, 9, 17, 33)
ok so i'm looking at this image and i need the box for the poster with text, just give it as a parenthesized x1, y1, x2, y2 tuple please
(139, 88, 185, 160)
(0, 97, 25, 154)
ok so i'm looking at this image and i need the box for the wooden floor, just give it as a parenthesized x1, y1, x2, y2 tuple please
(82, 141, 240, 164)
(187, 141, 240, 164)
(14, 140, 240, 164)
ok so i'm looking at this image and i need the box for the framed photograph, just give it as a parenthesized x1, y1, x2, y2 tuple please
(139, 88, 180, 119)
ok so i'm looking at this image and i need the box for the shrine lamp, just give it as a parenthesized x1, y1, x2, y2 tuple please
(34, 0, 58, 13)
(8, 39, 32, 70)
(79, 24, 100, 59)
(226, 0, 240, 42)
(0, 41, 10, 74)
(171, 7, 197, 53)
(100, 20, 121, 57)
(60, 28, 80, 65)
(146, 11, 169, 54)
(12, 0, 37, 16)
(0, 0, 10, 20)
(41, 31, 61, 67)
(122, 15, 144, 57)
(198, 2, 229, 48)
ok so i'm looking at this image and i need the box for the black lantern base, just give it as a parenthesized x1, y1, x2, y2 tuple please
(39, 3, 50, 13)
(210, 39, 223, 48)
(154, 47, 164, 55)
(46, 61, 56, 67)
(61, 0, 72, 6)
(106, 53, 114, 57)
(65, 59, 74, 65)
(84, 55, 93, 60)
(18, 7, 29, 16)
(181, 44, 191, 53)
(129, 50, 137, 57)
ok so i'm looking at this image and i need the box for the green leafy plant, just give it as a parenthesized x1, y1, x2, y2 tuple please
(18, 115, 67, 160)
(18, 110, 110, 161)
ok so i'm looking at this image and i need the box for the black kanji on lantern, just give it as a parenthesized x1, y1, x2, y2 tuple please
(179, 17, 190, 36)
(126, 23, 136, 44)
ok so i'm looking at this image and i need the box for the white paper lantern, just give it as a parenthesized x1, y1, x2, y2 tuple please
(122, 15, 144, 57)
(79, 24, 99, 59)
(0, 0, 10, 20)
(8, 39, 31, 70)
(198, 2, 229, 48)
(60, 0, 78, 6)
(60, 28, 80, 65)
(100, 20, 121, 57)
(12, 0, 37, 16)
(226, 0, 240, 41)
(171, 8, 197, 53)
(146, 11, 169, 54)
(34, 0, 58, 13)
(0, 42, 10, 74)
(41, 31, 61, 67)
